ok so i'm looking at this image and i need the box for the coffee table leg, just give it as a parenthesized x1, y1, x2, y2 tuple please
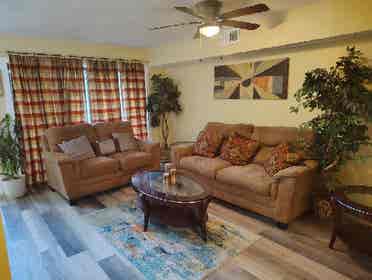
(144, 211, 150, 232)
(199, 199, 211, 242)
(140, 195, 150, 232)
(200, 220, 207, 242)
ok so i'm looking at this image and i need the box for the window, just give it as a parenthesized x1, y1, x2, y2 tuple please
(81, 60, 134, 123)
(82, 63, 92, 123)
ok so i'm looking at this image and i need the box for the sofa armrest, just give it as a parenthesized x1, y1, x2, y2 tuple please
(303, 159, 319, 170)
(138, 140, 161, 170)
(273, 163, 319, 224)
(171, 144, 194, 168)
(273, 165, 310, 180)
(44, 151, 75, 165)
(42, 151, 81, 197)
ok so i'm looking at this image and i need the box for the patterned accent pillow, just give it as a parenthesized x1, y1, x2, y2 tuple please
(112, 132, 139, 152)
(220, 134, 260, 165)
(193, 129, 224, 158)
(96, 139, 117, 155)
(264, 143, 303, 176)
(58, 135, 96, 160)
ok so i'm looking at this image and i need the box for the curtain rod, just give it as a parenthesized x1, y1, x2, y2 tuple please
(6, 51, 146, 64)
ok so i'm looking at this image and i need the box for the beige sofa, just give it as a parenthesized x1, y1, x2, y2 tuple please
(42, 121, 160, 204)
(171, 123, 318, 228)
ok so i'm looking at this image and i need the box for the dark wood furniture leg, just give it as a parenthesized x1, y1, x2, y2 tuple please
(329, 201, 342, 249)
(68, 200, 76, 206)
(276, 222, 289, 230)
(200, 220, 207, 242)
(199, 199, 211, 242)
(140, 194, 150, 232)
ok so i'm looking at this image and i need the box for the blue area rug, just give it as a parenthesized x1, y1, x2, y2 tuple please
(83, 199, 259, 280)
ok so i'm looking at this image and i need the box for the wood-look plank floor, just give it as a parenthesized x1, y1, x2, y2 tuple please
(1, 185, 371, 280)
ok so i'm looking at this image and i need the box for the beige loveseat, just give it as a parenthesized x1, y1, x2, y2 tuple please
(42, 121, 160, 204)
(171, 123, 318, 227)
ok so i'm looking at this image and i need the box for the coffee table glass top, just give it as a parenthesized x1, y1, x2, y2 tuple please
(345, 188, 372, 209)
(132, 171, 210, 203)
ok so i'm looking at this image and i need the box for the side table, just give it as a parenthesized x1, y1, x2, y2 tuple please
(330, 186, 372, 256)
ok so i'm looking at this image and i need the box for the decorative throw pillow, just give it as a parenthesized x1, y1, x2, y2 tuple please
(112, 132, 139, 152)
(192, 129, 224, 158)
(58, 135, 96, 160)
(220, 134, 260, 165)
(96, 139, 116, 155)
(252, 146, 275, 165)
(264, 143, 303, 176)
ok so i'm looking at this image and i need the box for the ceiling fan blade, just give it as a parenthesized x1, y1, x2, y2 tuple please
(175, 6, 205, 20)
(219, 3, 269, 20)
(221, 20, 260, 30)
(149, 21, 202, 31)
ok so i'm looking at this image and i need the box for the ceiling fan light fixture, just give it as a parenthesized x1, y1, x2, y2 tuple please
(199, 24, 220, 37)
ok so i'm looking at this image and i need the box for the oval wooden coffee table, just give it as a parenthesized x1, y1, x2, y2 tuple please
(330, 186, 372, 256)
(131, 170, 212, 241)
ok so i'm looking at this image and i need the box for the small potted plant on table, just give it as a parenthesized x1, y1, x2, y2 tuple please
(0, 113, 26, 199)
(291, 47, 372, 218)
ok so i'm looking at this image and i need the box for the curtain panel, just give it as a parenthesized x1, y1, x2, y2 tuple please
(86, 60, 122, 122)
(9, 55, 86, 186)
(119, 62, 147, 140)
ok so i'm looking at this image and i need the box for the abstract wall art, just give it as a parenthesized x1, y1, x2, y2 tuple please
(214, 58, 289, 100)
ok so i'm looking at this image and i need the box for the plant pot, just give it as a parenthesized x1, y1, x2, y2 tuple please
(312, 191, 334, 219)
(1, 175, 27, 199)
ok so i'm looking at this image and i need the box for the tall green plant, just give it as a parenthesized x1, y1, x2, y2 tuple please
(147, 74, 182, 149)
(291, 47, 372, 190)
(0, 114, 24, 180)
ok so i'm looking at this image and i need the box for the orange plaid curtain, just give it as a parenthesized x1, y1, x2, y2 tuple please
(119, 62, 147, 140)
(9, 55, 86, 186)
(86, 60, 122, 122)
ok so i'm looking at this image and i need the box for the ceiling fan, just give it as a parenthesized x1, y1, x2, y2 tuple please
(149, 0, 269, 39)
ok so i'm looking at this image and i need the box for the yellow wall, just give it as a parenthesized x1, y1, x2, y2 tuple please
(0, 35, 149, 60)
(150, 0, 372, 66)
(150, 36, 372, 185)
(148, 0, 372, 185)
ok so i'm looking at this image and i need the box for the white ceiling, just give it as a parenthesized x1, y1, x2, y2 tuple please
(0, 0, 318, 47)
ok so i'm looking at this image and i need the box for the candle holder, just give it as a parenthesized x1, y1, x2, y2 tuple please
(164, 163, 173, 173)
(163, 172, 170, 186)
(170, 168, 177, 185)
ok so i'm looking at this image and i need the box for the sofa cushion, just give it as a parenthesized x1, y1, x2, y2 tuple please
(79, 156, 120, 179)
(112, 132, 139, 152)
(251, 126, 314, 147)
(205, 122, 254, 139)
(216, 164, 275, 196)
(94, 121, 133, 141)
(180, 156, 231, 179)
(96, 139, 116, 156)
(58, 136, 96, 160)
(252, 146, 275, 165)
(45, 123, 97, 152)
(264, 143, 303, 176)
(220, 134, 260, 165)
(193, 129, 224, 158)
(111, 151, 152, 172)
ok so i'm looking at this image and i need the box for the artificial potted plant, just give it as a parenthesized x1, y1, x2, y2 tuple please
(291, 47, 372, 218)
(0, 113, 26, 199)
(147, 74, 182, 149)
